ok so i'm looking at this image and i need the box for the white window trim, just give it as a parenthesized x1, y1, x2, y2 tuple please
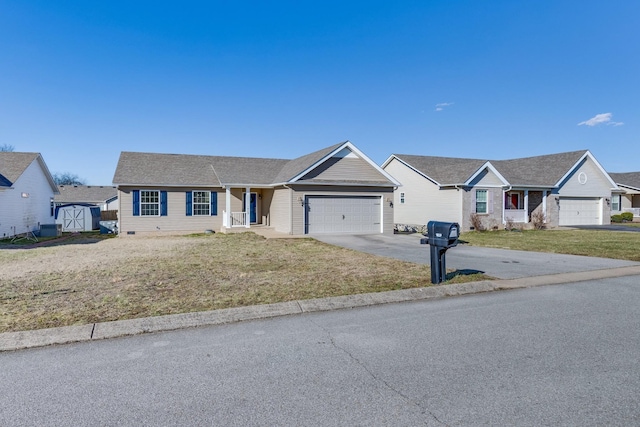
(140, 190, 160, 216)
(476, 189, 488, 214)
(192, 191, 210, 216)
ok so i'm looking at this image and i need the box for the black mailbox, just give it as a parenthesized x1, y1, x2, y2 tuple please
(420, 221, 460, 284)
(427, 221, 459, 248)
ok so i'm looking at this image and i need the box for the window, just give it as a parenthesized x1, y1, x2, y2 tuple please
(476, 190, 488, 214)
(400, 192, 405, 204)
(193, 191, 210, 216)
(186, 191, 217, 216)
(612, 195, 621, 212)
(141, 190, 160, 216)
(505, 192, 520, 209)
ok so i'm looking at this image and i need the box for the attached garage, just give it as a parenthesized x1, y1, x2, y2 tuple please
(305, 196, 382, 234)
(559, 197, 602, 226)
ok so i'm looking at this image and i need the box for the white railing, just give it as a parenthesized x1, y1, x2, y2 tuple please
(623, 208, 640, 217)
(230, 211, 247, 227)
(504, 209, 527, 223)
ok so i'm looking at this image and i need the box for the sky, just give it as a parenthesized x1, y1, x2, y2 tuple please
(1, 1, 638, 184)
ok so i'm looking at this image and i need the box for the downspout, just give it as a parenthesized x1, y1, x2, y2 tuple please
(502, 185, 512, 226)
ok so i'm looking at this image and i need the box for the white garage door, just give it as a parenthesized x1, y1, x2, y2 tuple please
(305, 196, 381, 234)
(559, 197, 601, 226)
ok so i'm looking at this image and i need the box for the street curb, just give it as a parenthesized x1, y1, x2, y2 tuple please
(2, 265, 640, 352)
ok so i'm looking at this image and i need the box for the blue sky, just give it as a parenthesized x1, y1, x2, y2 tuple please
(1, 1, 638, 184)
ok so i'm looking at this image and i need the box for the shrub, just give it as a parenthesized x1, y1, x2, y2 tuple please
(611, 214, 623, 223)
(621, 212, 634, 222)
(469, 213, 485, 231)
(531, 210, 546, 230)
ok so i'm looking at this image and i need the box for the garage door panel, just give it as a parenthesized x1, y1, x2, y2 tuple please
(559, 197, 601, 226)
(306, 196, 381, 234)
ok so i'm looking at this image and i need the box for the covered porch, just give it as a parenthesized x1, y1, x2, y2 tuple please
(503, 189, 550, 225)
(221, 187, 273, 230)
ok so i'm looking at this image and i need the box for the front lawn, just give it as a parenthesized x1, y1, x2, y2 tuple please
(461, 229, 640, 262)
(0, 232, 488, 333)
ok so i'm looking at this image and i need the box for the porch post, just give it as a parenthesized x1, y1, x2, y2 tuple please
(226, 187, 231, 228)
(245, 187, 251, 228)
(524, 190, 529, 223)
(542, 190, 547, 222)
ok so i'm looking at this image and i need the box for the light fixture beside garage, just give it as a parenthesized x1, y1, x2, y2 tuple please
(297, 196, 304, 206)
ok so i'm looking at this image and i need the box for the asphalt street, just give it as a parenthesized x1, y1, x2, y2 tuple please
(1, 276, 639, 426)
(314, 233, 640, 279)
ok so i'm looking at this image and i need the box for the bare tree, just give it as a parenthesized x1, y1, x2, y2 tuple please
(53, 172, 86, 186)
(0, 144, 15, 152)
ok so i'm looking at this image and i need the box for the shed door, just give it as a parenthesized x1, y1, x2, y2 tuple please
(559, 197, 601, 225)
(63, 207, 86, 231)
(305, 196, 381, 234)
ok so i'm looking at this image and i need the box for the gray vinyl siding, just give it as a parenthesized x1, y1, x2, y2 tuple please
(384, 158, 462, 227)
(557, 157, 613, 197)
(289, 185, 394, 235)
(269, 187, 292, 233)
(468, 168, 505, 187)
(299, 156, 389, 183)
(118, 187, 225, 235)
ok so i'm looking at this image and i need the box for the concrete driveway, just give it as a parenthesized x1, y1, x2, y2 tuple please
(313, 233, 639, 280)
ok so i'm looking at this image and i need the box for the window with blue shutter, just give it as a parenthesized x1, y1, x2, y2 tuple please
(211, 191, 217, 216)
(132, 190, 140, 216)
(186, 192, 192, 216)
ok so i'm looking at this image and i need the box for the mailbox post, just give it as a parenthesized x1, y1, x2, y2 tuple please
(420, 221, 460, 284)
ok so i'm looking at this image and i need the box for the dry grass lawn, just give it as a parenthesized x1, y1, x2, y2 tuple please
(0, 232, 487, 333)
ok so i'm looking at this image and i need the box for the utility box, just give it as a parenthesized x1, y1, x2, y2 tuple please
(40, 223, 62, 237)
(420, 221, 460, 284)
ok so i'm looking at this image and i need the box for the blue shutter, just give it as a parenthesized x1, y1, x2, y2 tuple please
(211, 191, 217, 216)
(186, 192, 192, 216)
(160, 191, 168, 216)
(132, 190, 140, 216)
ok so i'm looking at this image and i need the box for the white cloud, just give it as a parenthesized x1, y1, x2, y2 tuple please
(578, 112, 623, 127)
(435, 102, 454, 112)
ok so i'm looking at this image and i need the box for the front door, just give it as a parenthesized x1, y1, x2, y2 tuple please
(243, 193, 258, 223)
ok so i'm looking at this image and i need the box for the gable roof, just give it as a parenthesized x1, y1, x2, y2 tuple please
(492, 150, 588, 187)
(113, 142, 397, 188)
(385, 154, 489, 186)
(609, 172, 640, 191)
(0, 152, 58, 192)
(385, 150, 611, 189)
(55, 185, 118, 204)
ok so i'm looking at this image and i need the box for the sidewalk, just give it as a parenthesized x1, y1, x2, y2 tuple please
(3, 264, 640, 352)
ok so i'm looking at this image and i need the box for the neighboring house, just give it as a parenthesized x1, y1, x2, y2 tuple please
(609, 172, 640, 220)
(382, 150, 618, 232)
(55, 185, 119, 211)
(0, 152, 59, 239)
(112, 141, 399, 236)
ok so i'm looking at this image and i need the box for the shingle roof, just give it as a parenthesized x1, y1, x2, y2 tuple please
(492, 150, 587, 186)
(272, 142, 344, 183)
(392, 150, 589, 187)
(112, 142, 381, 187)
(55, 185, 118, 204)
(392, 154, 488, 185)
(0, 152, 40, 187)
(609, 172, 640, 191)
